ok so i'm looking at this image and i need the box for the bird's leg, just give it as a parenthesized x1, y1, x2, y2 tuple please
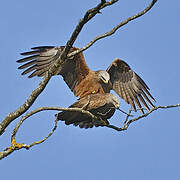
(96, 109, 112, 116)
(81, 95, 91, 110)
(94, 117, 109, 126)
(96, 110, 113, 126)
(123, 108, 133, 126)
(105, 124, 128, 131)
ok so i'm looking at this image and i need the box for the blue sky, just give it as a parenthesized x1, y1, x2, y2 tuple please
(0, 0, 180, 179)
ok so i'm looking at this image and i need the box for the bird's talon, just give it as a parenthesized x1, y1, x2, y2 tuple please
(100, 119, 108, 126)
(123, 124, 128, 130)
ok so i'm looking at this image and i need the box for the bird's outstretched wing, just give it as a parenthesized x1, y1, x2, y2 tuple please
(17, 46, 90, 92)
(107, 59, 155, 114)
(56, 93, 119, 129)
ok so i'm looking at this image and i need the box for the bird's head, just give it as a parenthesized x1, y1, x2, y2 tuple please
(97, 70, 110, 84)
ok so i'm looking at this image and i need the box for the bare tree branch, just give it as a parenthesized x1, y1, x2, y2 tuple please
(0, 114, 58, 160)
(0, 78, 51, 136)
(105, 103, 180, 131)
(126, 104, 180, 127)
(0, 106, 100, 160)
(67, 0, 157, 58)
(63, 0, 118, 59)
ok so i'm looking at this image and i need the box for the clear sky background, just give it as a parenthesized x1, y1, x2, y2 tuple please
(0, 0, 180, 179)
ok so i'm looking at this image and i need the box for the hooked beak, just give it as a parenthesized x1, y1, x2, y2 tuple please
(102, 79, 109, 84)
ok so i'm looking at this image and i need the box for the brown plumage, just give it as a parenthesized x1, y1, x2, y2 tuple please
(106, 59, 155, 113)
(56, 93, 120, 129)
(17, 46, 110, 98)
(17, 46, 155, 113)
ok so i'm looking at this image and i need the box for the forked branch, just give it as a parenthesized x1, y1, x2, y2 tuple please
(67, 0, 157, 58)
(0, 106, 98, 160)
(105, 103, 180, 131)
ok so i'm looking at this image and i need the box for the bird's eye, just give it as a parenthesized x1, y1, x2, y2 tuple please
(102, 76, 106, 81)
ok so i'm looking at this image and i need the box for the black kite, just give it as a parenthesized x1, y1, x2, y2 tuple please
(56, 93, 120, 129)
(17, 46, 155, 114)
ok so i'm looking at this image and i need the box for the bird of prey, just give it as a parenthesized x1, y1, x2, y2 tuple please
(56, 93, 120, 129)
(17, 46, 155, 114)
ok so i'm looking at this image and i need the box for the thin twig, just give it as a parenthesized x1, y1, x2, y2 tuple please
(0, 77, 51, 136)
(67, 0, 157, 58)
(126, 104, 180, 127)
(0, 116, 58, 160)
(62, 0, 118, 59)
(11, 106, 98, 139)
(105, 103, 180, 131)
